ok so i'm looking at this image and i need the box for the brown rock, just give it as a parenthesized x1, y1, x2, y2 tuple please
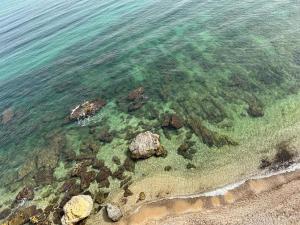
(71, 162, 88, 177)
(96, 166, 112, 183)
(123, 157, 135, 172)
(15, 186, 34, 202)
(162, 114, 183, 129)
(60, 179, 81, 196)
(112, 166, 125, 180)
(92, 159, 105, 170)
(123, 187, 133, 197)
(80, 171, 97, 190)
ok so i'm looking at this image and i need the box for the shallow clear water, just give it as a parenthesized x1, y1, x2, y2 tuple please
(0, 0, 300, 222)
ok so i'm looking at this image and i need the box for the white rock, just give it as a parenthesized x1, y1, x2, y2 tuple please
(129, 131, 165, 159)
(61, 195, 93, 225)
(106, 203, 123, 222)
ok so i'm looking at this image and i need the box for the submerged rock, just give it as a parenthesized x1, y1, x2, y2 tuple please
(126, 87, 148, 112)
(80, 171, 97, 190)
(247, 101, 264, 117)
(177, 141, 197, 160)
(1, 107, 14, 124)
(106, 203, 123, 222)
(98, 129, 113, 143)
(162, 114, 183, 129)
(123, 157, 135, 172)
(18, 159, 36, 180)
(129, 131, 166, 159)
(127, 87, 145, 101)
(61, 195, 93, 225)
(69, 99, 106, 121)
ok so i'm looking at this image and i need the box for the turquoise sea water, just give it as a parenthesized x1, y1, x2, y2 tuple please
(0, 0, 300, 222)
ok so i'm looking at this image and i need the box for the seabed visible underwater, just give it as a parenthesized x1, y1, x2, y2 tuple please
(0, 0, 300, 223)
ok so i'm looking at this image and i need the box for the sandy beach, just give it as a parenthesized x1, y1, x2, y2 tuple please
(86, 166, 300, 225)
(148, 178, 300, 225)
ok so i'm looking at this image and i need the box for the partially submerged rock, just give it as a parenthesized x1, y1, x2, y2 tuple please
(106, 203, 123, 222)
(129, 131, 166, 159)
(61, 195, 93, 225)
(69, 99, 106, 121)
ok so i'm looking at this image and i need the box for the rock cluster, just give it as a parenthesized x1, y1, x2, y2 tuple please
(61, 195, 93, 225)
(69, 99, 106, 121)
(129, 131, 166, 159)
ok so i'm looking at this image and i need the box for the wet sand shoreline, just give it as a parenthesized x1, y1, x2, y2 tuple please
(87, 163, 300, 225)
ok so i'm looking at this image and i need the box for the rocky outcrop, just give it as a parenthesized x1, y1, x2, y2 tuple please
(129, 131, 166, 159)
(106, 203, 123, 222)
(61, 195, 93, 225)
(69, 99, 106, 121)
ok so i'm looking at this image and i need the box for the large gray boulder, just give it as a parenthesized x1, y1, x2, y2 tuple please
(129, 131, 166, 159)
